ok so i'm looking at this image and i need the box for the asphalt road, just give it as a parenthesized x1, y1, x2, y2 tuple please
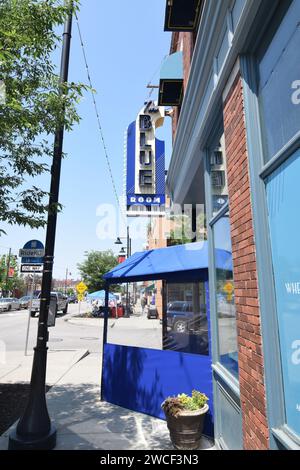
(0, 303, 102, 356)
(0, 303, 163, 361)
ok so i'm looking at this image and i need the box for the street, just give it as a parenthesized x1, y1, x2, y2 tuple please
(0, 303, 102, 359)
(0, 303, 163, 377)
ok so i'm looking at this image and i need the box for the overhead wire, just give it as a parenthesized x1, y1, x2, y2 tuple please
(74, 12, 127, 225)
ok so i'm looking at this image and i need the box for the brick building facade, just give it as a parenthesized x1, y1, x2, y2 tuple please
(163, 0, 300, 451)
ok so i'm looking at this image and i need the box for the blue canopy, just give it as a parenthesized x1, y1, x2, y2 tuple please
(86, 290, 116, 300)
(103, 241, 232, 284)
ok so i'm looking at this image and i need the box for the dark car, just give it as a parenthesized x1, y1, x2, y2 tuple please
(67, 295, 78, 304)
(166, 301, 207, 333)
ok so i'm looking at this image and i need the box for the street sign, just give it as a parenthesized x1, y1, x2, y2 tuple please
(21, 264, 43, 274)
(77, 293, 84, 302)
(19, 249, 45, 258)
(19, 240, 45, 265)
(76, 282, 88, 294)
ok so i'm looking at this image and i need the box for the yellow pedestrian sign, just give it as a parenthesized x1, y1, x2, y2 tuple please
(223, 282, 234, 302)
(76, 281, 88, 295)
(77, 293, 85, 302)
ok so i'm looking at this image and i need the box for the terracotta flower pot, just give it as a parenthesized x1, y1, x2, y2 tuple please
(163, 404, 209, 450)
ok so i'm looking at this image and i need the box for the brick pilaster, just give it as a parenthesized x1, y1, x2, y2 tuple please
(223, 71, 269, 450)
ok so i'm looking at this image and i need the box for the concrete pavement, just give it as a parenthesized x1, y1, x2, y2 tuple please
(0, 307, 215, 450)
(0, 350, 215, 450)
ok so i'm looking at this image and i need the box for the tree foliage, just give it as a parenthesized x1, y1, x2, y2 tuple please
(77, 250, 118, 293)
(0, 253, 25, 295)
(0, 0, 87, 233)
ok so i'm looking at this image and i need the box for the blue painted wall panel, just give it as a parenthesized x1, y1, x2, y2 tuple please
(102, 344, 214, 437)
(155, 138, 166, 196)
(126, 121, 136, 195)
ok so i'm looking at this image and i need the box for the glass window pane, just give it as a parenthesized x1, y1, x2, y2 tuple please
(259, 0, 300, 161)
(105, 282, 162, 350)
(266, 148, 300, 437)
(214, 213, 238, 378)
(210, 134, 229, 216)
(163, 282, 209, 356)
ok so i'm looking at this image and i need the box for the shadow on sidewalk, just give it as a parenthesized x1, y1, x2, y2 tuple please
(46, 383, 172, 450)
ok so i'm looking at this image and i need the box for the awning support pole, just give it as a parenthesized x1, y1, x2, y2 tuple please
(100, 282, 110, 401)
(103, 282, 109, 345)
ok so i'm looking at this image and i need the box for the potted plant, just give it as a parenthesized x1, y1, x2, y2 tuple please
(162, 390, 209, 450)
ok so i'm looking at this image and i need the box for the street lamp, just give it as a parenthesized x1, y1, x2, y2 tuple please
(8, 2, 74, 450)
(114, 227, 131, 315)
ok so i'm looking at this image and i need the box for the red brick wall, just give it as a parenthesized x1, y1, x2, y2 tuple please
(223, 73, 270, 450)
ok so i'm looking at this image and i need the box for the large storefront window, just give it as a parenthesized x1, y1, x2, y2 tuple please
(214, 213, 238, 378)
(259, 0, 300, 162)
(258, 0, 300, 440)
(266, 149, 300, 437)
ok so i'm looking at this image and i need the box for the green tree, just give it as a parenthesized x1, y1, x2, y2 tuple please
(77, 250, 118, 293)
(0, 0, 87, 233)
(0, 253, 24, 295)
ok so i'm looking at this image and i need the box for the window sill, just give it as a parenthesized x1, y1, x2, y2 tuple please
(272, 426, 300, 450)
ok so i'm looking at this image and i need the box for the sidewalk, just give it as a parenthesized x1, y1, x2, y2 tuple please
(0, 352, 215, 450)
(0, 349, 89, 385)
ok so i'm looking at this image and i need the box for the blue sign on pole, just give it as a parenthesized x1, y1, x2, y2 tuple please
(20, 240, 45, 265)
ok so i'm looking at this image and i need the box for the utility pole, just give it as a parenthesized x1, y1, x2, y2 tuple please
(65, 267, 68, 294)
(5, 248, 11, 297)
(9, 2, 74, 450)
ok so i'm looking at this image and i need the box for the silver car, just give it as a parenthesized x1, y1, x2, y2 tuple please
(0, 297, 21, 312)
(19, 295, 31, 309)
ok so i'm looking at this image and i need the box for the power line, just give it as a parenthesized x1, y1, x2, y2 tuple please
(74, 13, 126, 224)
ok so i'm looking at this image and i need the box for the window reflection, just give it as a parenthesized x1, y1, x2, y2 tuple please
(258, 0, 300, 161)
(210, 134, 229, 216)
(163, 282, 209, 356)
(214, 213, 239, 378)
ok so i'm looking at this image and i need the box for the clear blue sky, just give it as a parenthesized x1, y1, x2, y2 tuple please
(0, 0, 172, 279)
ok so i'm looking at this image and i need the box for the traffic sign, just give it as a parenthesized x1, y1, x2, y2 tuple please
(20, 240, 45, 265)
(77, 293, 84, 302)
(21, 264, 43, 274)
(223, 282, 234, 302)
(76, 282, 88, 294)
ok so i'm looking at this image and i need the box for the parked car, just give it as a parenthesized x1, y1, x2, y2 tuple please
(30, 291, 68, 317)
(67, 294, 78, 304)
(0, 298, 21, 312)
(147, 305, 159, 319)
(166, 301, 207, 333)
(19, 295, 32, 309)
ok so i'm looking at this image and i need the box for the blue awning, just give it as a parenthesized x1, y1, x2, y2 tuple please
(103, 241, 232, 284)
(86, 290, 116, 300)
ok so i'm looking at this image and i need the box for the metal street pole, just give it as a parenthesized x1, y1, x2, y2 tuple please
(9, 3, 73, 450)
(65, 267, 68, 294)
(5, 248, 11, 297)
(125, 226, 132, 317)
(25, 274, 35, 357)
